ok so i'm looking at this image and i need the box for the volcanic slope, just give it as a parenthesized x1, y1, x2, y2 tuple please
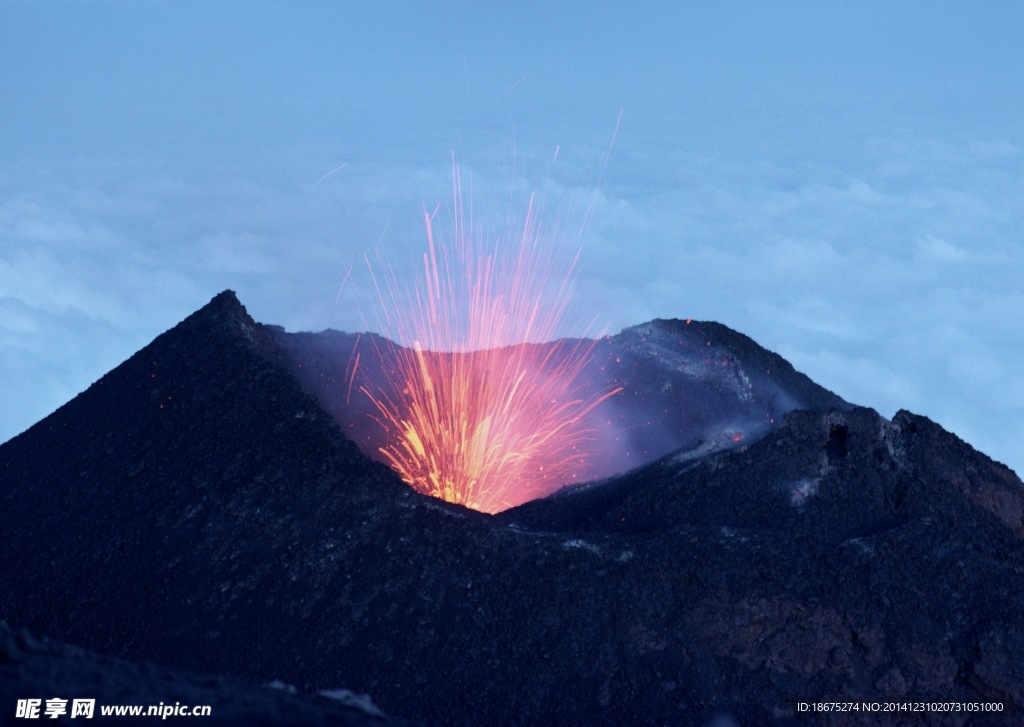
(2, 290, 1023, 725)
(0, 621, 417, 726)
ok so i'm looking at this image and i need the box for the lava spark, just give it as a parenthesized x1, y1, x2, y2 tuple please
(362, 164, 618, 513)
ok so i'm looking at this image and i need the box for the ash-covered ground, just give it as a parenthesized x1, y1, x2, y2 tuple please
(2, 291, 1022, 725)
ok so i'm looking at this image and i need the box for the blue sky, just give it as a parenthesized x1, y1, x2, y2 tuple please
(2, 2, 1022, 476)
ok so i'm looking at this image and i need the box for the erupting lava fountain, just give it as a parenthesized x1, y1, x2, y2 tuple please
(361, 163, 620, 513)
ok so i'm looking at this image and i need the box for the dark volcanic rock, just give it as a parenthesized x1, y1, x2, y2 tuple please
(0, 621, 414, 726)
(2, 290, 1023, 725)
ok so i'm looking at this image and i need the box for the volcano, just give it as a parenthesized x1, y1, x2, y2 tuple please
(2, 290, 1022, 725)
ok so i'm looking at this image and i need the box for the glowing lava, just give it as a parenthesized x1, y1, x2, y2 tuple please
(362, 164, 619, 513)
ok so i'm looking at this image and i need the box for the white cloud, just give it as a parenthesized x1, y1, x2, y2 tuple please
(567, 121, 1024, 476)
(914, 234, 968, 263)
(0, 120, 1022, 481)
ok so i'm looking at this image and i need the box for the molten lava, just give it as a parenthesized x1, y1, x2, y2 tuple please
(362, 165, 618, 513)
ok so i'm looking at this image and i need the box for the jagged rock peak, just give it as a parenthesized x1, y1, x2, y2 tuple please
(172, 289, 260, 344)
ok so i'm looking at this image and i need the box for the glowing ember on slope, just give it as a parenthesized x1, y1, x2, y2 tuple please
(361, 163, 620, 513)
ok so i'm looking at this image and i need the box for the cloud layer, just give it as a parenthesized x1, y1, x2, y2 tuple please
(1, 2, 1022, 478)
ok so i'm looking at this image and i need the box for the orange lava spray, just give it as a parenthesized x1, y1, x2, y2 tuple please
(362, 161, 619, 513)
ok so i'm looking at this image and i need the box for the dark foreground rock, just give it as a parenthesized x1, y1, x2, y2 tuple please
(1, 291, 1022, 725)
(0, 621, 415, 726)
